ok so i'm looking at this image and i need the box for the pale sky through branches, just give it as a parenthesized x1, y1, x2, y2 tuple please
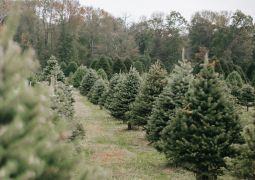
(80, 0, 255, 22)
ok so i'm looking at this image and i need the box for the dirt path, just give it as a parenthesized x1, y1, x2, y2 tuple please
(73, 91, 194, 180)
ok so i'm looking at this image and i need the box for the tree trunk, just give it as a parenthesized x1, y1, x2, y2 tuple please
(127, 122, 132, 130)
(196, 173, 217, 180)
(247, 105, 249, 112)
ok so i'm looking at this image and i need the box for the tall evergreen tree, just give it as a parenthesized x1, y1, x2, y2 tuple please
(42, 55, 65, 83)
(127, 62, 168, 127)
(146, 60, 193, 151)
(104, 73, 125, 110)
(109, 68, 141, 124)
(72, 65, 88, 88)
(239, 84, 255, 111)
(112, 57, 127, 74)
(88, 79, 108, 105)
(64, 61, 78, 76)
(97, 68, 108, 80)
(161, 62, 243, 180)
(79, 68, 99, 96)
(96, 56, 112, 77)
(0, 15, 91, 179)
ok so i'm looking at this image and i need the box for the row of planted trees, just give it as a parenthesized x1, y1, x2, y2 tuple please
(0, 15, 102, 179)
(72, 52, 255, 179)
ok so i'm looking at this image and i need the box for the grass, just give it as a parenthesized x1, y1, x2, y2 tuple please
(74, 92, 251, 180)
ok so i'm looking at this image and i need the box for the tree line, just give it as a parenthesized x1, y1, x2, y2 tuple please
(2, 0, 255, 83)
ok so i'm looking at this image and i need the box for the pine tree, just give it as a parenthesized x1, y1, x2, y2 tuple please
(64, 61, 78, 76)
(113, 57, 127, 74)
(161, 62, 243, 180)
(227, 118, 255, 179)
(97, 68, 108, 80)
(96, 56, 112, 77)
(0, 15, 91, 179)
(146, 60, 193, 151)
(127, 62, 168, 127)
(88, 79, 108, 105)
(133, 61, 145, 74)
(239, 84, 255, 111)
(104, 73, 125, 110)
(109, 68, 141, 123)
(42, 55, 65, 83)
(72, 65, 87, 88)
(226, 71, 243, 99)
(79, 68, 99, 95)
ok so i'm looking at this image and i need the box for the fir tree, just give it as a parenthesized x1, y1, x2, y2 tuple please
(64, 61, 78, 76)
(133, 61, 145, 74)
(113, 57, 127, 74)
(226, 71, 243, 99)
(104, 73, 125, 110)
(161, 62, 243, 180)
(88, 79, 108, 105)
(239, 84, 255, 111)
(227, 118, 255, 179)
(109, 68, 141, 125)
(96, 56, 112, 77)
(97, 68, 108, 80)
(42, 55, 65, 83)
(146, 60, 193, 151)
(79, 68, 99, 95)
(127, 62, 168, 127)
(0, 15, 91, 179)
(72, 65, 87, 88)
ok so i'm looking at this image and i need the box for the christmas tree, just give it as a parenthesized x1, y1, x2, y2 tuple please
(146, 60, 193, 151)
(88, 79, 108, 105)
(109, 68, 141, 123)
(79, 68, 99, 96)
(0, 14, 91, 179)
(239, 84, 255, 111)
(97, 68, 108, 80)
(161, 60, 243, 180)
(42, 55, 65, 83)
(72, 65, 87, 88)
(127, 62, 168, 127)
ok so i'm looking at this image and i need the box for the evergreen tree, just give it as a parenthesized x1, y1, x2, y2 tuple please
(88, 79, 108, 105)
(227, 118, 255, 179)
(0, 16, 91, 179)
(161, 62, 243, 180)
(226, 71, 243, 98)
(64, 61, 78, 76)
(146, 60, 193, 151)
(109, 68, 141, 124)
(133, 61, 145, 74)
(124, 57, 132, 71)
(79, 68, 99, 95)
(104, 73, 125, 110)
(90, 58, 98, 69)
(97, 68, 108, 80)
(239, 84, 255, 111)
(96, 56, 112, 77)
(127, 62, 168, 127)
(112, 57, 127, 74)
(72, 65, 87, 88)
(42, 55, 65, 83)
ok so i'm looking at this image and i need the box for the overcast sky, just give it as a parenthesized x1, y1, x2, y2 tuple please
(80, 0, 255, 22)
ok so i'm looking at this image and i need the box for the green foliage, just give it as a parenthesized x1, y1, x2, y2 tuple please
(161, 64, 243, 179)
(42, 55, 65, 83)
(226, 71, 243, 88)
(146, 60, 193, 151)
(133, 61, 145, 74)
(113, 57, 127, 74)
(90, 58, 98, 69)
(79, 68, 99, 96)
(104, 73, 125, 110)
(64, 61, 78, 76)
(109, 67, 141, 120)
(70, 122, 86, 141)
(88, 79, 108, 105)
(239, 84, 255, 111)
(124, 57, 132, 71)
(128, 62, 168, 126)
(51, 81, 75, 121)
(97, 68, 108, 80)
(0, 16, 88, 179)
(72, 65, 87, 88)
(227, 119, 255, 179)
(96, 56, 112, 77)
